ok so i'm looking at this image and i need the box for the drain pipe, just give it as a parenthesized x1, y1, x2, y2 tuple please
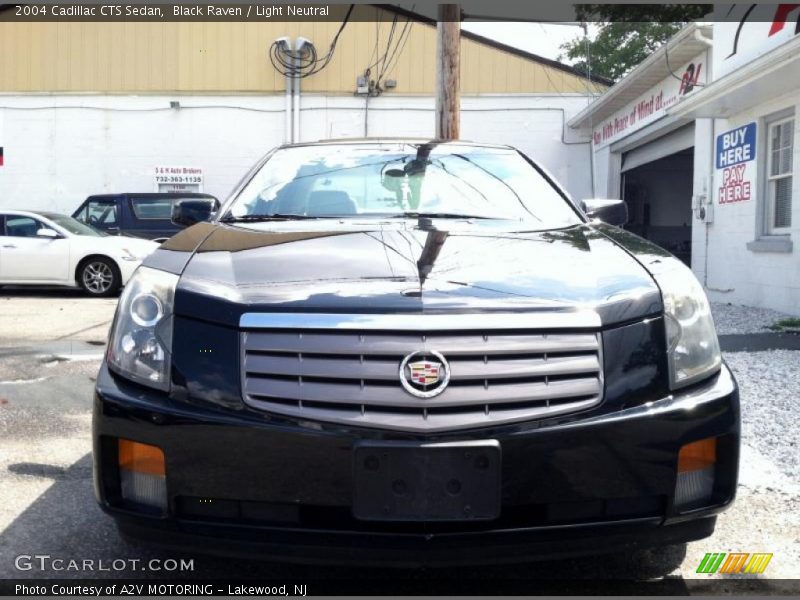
(694, 28, 713, 48)
(285, 69, 293, 143)
(274, 37, 293, 143)
(292, 51, 300, 143)
(293, 38, 311, 143)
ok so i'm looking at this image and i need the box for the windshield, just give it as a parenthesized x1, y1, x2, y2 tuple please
(44, 214, 107, 236)
(131, 196, 216, 220)
(224, 143, 580, 226)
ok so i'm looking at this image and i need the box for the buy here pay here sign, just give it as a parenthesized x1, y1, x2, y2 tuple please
(716, 122, 756, 204)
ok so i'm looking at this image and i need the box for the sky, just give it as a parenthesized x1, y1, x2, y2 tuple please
(460, 22, 591, 63)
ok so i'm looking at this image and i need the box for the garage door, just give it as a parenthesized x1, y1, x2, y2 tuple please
(621, 124, 695, 172)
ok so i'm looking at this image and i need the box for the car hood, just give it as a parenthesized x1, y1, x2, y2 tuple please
(147, 220, 666, 328)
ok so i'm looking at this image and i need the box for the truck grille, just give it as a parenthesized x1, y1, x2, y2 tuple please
(240, 314, 604, 432)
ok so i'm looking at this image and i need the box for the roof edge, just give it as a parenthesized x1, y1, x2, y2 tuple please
(567, 22, 712, 129)
(668, 33, 800, 119)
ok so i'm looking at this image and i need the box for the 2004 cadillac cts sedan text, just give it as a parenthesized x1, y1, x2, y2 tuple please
(93, 140, 739, 566)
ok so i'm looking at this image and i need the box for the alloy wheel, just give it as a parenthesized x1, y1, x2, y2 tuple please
(82, 261, 114, 294)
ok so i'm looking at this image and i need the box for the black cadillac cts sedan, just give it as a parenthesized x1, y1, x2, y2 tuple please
(93, 140, 739, 566)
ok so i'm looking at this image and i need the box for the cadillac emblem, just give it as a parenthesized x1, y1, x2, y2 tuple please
(399, 350, 450, 398)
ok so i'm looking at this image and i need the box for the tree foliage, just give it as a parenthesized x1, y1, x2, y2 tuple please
(560, 4, 711, 82)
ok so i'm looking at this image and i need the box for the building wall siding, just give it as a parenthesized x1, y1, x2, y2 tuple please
(700, 90, 800, 315)
(0, 94, 594, 213)
(0, 10, 604, 95)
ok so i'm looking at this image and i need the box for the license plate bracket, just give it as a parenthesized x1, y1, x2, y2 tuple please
(353, 440, 501, 521)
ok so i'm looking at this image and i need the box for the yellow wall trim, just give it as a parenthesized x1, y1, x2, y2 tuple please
(0, 8, 606, 95)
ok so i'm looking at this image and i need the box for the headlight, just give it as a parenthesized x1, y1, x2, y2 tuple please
(107, 267, 178, 390)
(656, 266, 721, 390)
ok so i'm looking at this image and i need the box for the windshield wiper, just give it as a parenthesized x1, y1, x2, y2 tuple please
(220, 213, 330, 222)
(388, 212, 496, 220)
(222, 212, 505, 222)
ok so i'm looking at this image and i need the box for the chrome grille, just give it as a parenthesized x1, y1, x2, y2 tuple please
(240, 313, 604, 432)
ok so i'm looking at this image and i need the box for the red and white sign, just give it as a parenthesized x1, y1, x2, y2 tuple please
(713, 4, 800, 79)
(719, 164, 752, 204)
(592, 54, 707, 148)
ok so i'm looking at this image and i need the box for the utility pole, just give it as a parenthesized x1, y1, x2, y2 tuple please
(435, 4, 460, 140)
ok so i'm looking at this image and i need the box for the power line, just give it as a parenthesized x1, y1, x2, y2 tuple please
(368, 17, 380, 73)
(377, 17, 414, 88)
(269, 4, 355, 79)
(378, 14, 399, 79)
(0, 104, 288, 113)
(665, 41, 705, 87)
(356, 11, 413, 97)
(362, 13, 398, 75)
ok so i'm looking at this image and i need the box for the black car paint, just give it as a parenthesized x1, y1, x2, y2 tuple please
(150, 220, 663, 323)
(145, 219, 673, 417)
(93, 166, 739, 563)
(72, 193, 218, 241)
(94, 359, 738, 565)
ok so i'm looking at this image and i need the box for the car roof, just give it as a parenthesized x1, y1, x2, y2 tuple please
(0, 209, 64, 218)
(31, 211, 67, 219)
(85, 192, 215, 200)
(282, 138, 514, 150)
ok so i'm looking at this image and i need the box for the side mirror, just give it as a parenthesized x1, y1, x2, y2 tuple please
(381, 168, 405, 193)
(36, 228, 61, 239)
(171, 199, 220, 228)
(581, 198, 628, 226)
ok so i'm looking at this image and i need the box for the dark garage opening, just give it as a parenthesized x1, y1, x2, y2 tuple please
(622, 147, 694, 266)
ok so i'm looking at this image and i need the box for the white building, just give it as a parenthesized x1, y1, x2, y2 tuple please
(0, 8, 607, 215)
(570, 11, 799, 315)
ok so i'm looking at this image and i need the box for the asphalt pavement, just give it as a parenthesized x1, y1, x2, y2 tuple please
(0, 289, 797, 594)
(719, 332, 800, 352)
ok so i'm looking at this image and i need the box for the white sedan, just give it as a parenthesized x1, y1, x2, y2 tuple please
(0, 210, 159, 296)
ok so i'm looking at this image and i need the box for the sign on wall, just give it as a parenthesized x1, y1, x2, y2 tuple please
(713, 5, 800, 80)
(716, 122, 757, 205)
(592, 54, 707, 147)
(154, 166, 203, 193)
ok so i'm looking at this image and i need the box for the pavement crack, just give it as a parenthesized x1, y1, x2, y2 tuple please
(53, 320, 113, 342)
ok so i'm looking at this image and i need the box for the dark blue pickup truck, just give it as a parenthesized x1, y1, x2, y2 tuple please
(72, 193, 218, 242)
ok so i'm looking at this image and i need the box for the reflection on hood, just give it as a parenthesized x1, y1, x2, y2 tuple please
(147, 220, 668, 326)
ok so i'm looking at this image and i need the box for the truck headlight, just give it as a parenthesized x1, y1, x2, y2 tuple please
(657, 266, 721, 390)
(107, 267, 178, 391)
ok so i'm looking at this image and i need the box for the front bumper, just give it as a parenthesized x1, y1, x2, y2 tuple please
(93, 363, 739, 566)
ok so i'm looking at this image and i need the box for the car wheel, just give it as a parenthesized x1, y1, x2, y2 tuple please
(79, 257, 120, 297)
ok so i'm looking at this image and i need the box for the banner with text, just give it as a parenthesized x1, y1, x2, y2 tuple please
(716, 122, 757, 205)
(592, 53, 706, 148)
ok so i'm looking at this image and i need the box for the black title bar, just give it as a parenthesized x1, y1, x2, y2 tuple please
(0, 3, 794, 23)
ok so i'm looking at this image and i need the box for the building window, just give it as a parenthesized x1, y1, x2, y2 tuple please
(766, 116, 794, 234)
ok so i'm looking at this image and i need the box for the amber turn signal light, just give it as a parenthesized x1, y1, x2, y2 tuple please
(118, 438, 166, 476)
(678, 437, 717, 473)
